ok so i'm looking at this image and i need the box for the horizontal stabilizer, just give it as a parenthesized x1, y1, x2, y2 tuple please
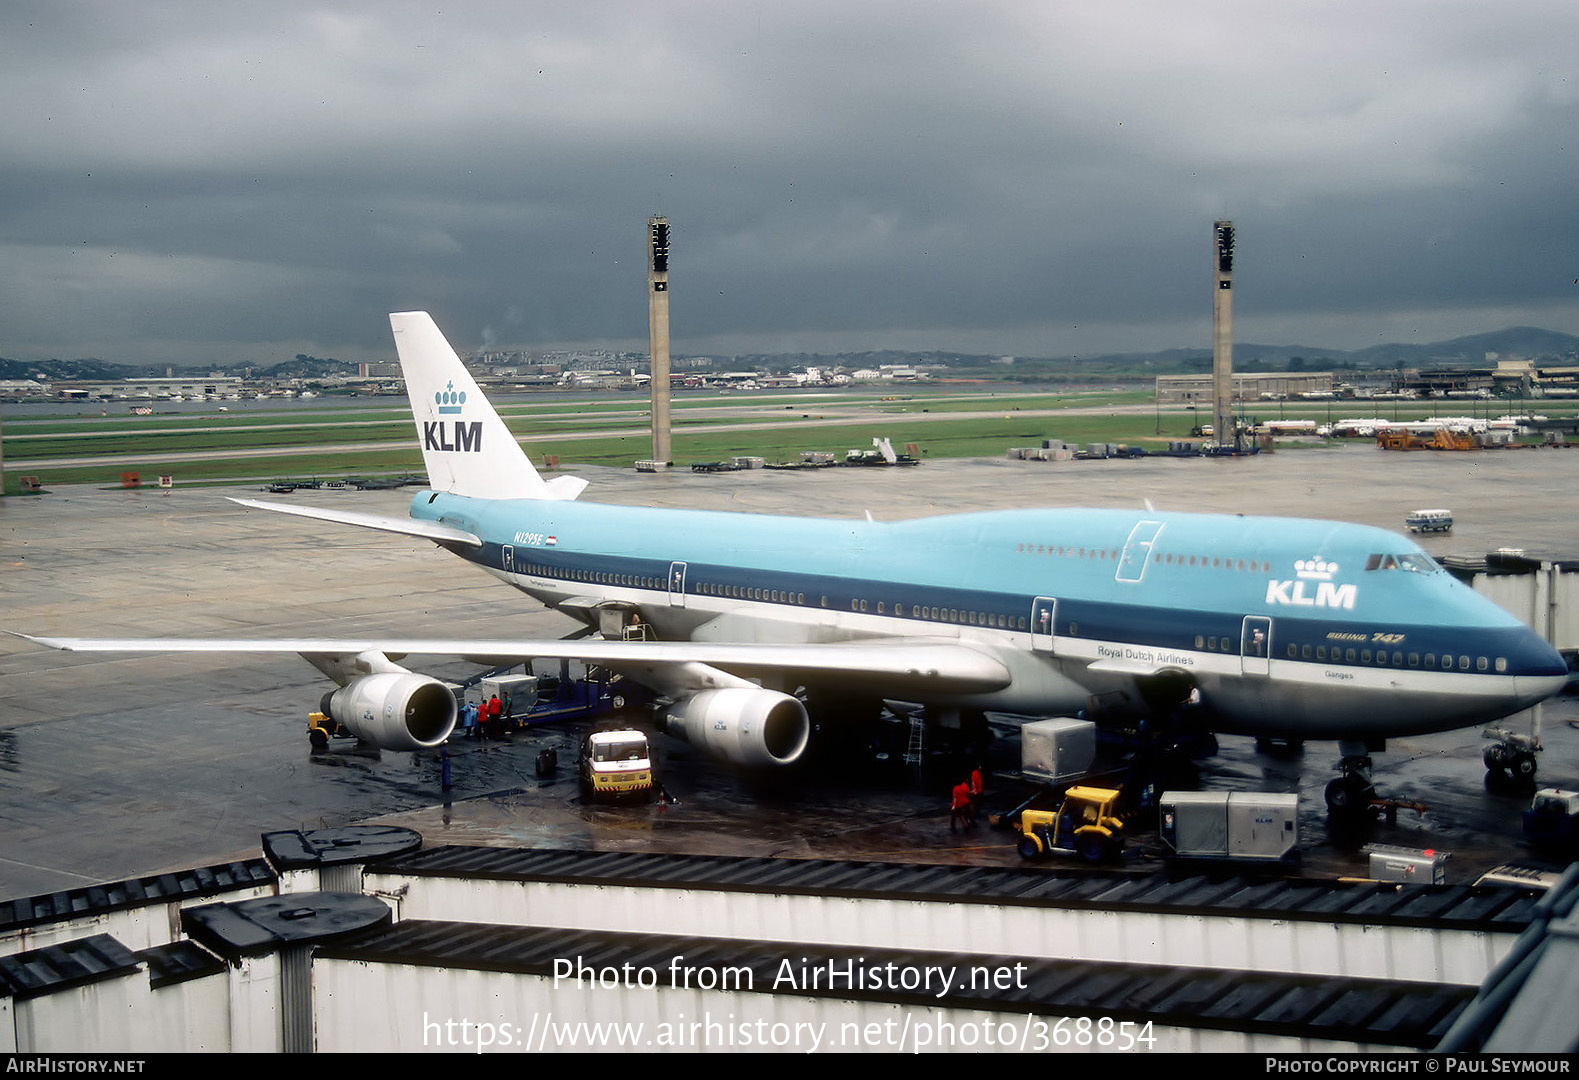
(229, 497, 481, 547)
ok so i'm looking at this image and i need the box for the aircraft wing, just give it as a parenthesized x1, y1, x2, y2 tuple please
(228, 498, 482, 548)
(16, 634, 1012, 698)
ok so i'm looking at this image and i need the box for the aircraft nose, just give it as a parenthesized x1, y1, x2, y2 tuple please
(1515, 672, 1570, 709)
(1513, 637, 1571, 709)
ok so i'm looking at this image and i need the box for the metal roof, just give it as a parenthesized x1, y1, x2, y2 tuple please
(0, 934, 142, 1002)
(0, 859, 276, 934)
(1437, 863, 1579, 1053)
(136, 940, 226, 990)
(261, 826, 422, 871)
(181, 891, 392, 962)
(319, 918, 1472, 1049)
(374, 845, 1545, 933)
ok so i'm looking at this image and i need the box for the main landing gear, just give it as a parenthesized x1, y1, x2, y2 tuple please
(1324, 740, 1427, 822)
(1324, 749, 1377, 816)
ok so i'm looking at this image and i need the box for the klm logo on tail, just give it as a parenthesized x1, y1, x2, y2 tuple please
(424, 421, 482, 452)
(426, 382, 482, 452)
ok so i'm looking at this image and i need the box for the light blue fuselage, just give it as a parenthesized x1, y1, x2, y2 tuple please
(412, 491, 1567, 739)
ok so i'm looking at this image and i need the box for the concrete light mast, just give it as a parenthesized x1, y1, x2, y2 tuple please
(647, 216, 673, 465)
(1212, 220, 1236, 449)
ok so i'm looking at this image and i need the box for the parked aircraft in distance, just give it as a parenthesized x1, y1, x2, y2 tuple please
(24, 312, 1569, 811)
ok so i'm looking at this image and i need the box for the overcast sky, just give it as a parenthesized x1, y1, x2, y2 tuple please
(2, 2, 1576, 366)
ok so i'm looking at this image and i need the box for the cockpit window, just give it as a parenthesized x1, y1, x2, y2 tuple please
(1364, 552, 1438, 573)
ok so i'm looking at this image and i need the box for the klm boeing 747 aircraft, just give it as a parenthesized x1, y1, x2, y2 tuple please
(25, 312, 1569, 810)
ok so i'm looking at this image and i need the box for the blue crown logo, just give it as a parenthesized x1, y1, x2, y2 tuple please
(435, 381, 466, 415)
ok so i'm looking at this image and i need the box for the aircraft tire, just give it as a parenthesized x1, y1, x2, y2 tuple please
(1326, 775, 1377, 815)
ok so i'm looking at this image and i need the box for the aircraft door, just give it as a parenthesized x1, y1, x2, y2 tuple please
(1116, 521, 1164, 583)
(1031, 597, 1057, 653)
(502, 545, 515, 575)
(1241, 616, 1272, 676)
(668, 561, 687, 608)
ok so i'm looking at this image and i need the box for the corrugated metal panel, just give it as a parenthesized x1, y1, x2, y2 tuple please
(0, 934, 230, 1053)
(365, 846, 1528, 984)
(314, 919, 1470, 1051)
(1438, 863, 1579, 1053)
(377, 846, 1535, 930)
(0, 859, 276, 957)
(138, 940, 225, 990)
(0, 934, 141, 1001)
(280, 945, 313, 1054)
(134, 942, 232, 1052)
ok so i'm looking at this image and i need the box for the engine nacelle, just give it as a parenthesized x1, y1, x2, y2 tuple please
(661, 688, 810, 768)
(321, 673, 457, 751)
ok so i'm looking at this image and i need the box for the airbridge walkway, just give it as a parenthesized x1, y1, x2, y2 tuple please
(2, 835, 1573, 1053)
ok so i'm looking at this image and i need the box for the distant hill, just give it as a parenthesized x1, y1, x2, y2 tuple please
(5, 328, 1576, 381)
(0, 353, 356, 381)
(1341, 328, 1579, 368)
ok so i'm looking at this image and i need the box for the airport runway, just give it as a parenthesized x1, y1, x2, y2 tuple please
(2, 444, 1577, 899)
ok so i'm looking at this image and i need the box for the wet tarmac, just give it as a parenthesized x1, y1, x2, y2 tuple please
(2, 444, 1577, 900)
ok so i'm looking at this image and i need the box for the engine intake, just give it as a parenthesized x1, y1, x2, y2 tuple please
(662, 688, 810, 768)
(321, 673, 456, 751)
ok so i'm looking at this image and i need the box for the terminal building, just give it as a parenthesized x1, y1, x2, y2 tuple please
(1155, 371, 1336, 403)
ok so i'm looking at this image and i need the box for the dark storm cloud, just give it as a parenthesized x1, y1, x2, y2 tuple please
(1, 1, 1575, 365)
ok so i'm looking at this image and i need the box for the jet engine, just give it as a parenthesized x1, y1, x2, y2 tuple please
(320, 673, 457, 751)
(660, 688, 810, 768)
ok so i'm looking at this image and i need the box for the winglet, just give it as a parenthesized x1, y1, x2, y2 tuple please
(390, 311, 583, 501)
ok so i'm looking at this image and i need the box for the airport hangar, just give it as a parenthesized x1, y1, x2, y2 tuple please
(1, 447, 1577, 1052)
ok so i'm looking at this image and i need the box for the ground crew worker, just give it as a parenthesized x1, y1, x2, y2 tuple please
(485, 694, 502, 738)
(950, 779, 973, 831)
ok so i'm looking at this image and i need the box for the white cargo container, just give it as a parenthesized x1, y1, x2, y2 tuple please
(1019, 718, 1097, 784)
(467, 674, 539, 712)
(1160, 791, 1299, 860)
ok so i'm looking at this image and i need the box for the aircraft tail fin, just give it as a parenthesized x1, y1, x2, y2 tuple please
(390, 311, 585, 500)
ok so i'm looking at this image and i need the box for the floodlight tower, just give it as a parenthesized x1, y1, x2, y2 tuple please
(648, 216, 673, 465)
(1212, 220, 1236, 449)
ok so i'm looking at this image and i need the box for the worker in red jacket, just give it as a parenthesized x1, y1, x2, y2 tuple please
(950, 779, 973, 831)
